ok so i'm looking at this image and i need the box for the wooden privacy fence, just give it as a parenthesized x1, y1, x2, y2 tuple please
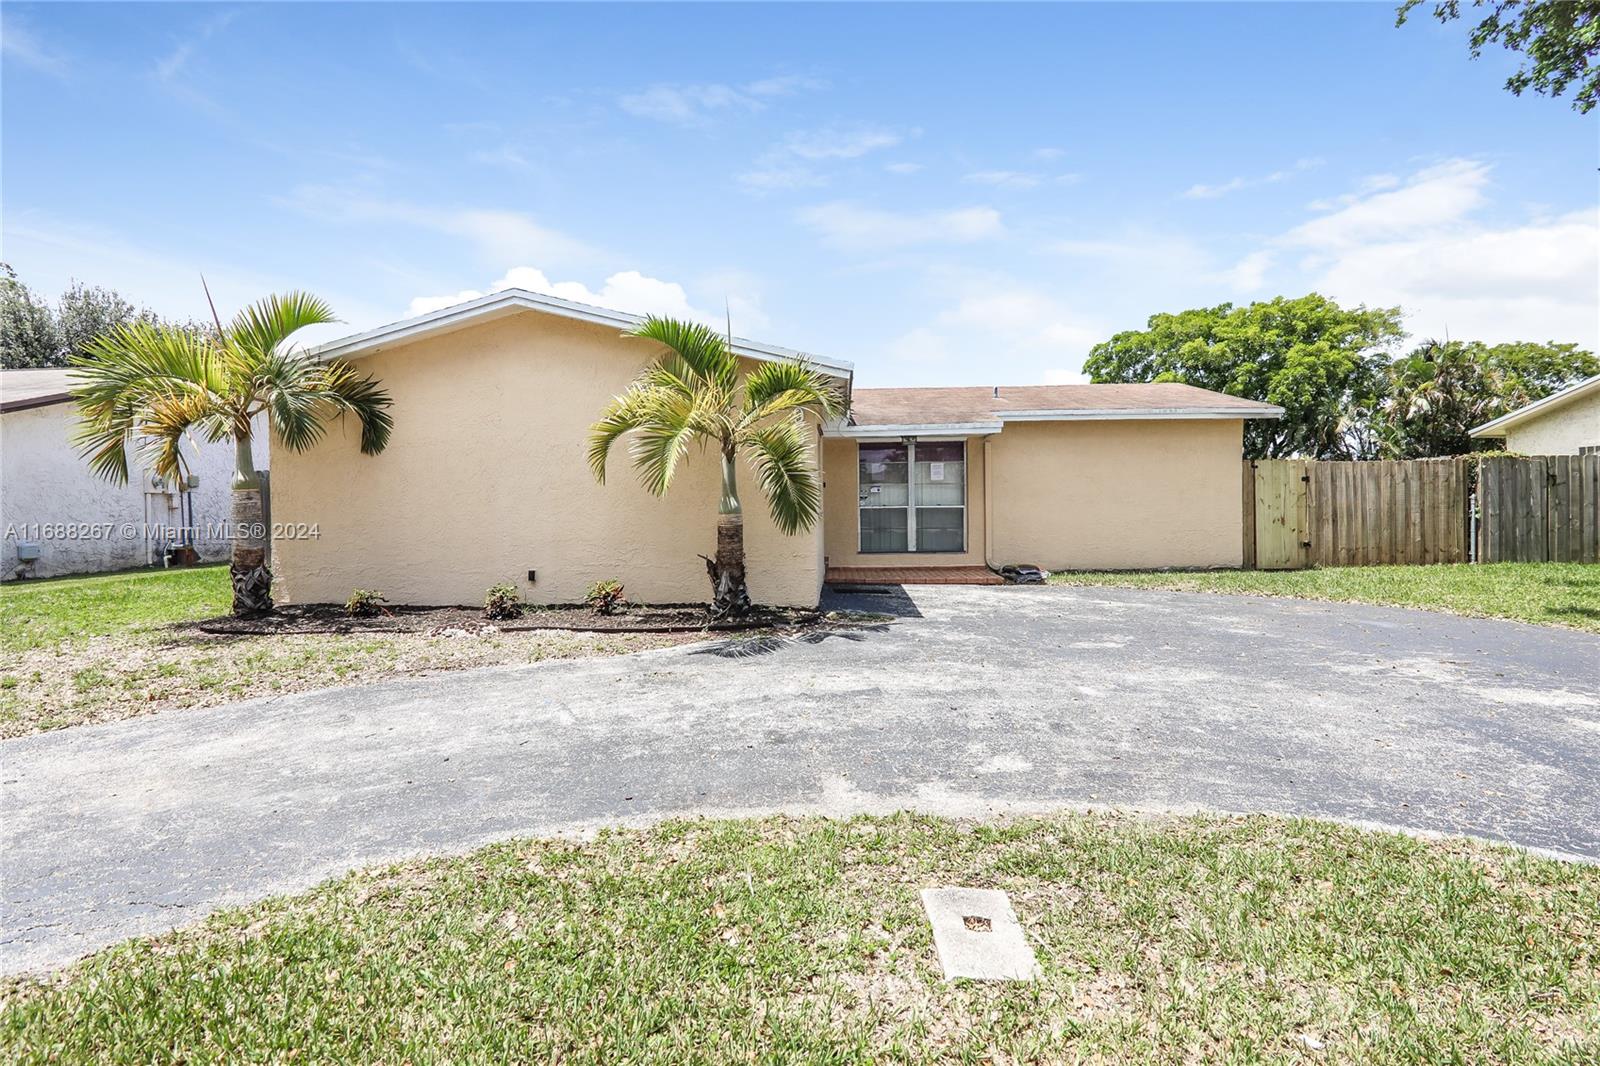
(1244, 457, 1470, 570)
(1478, 454, 1600, 563)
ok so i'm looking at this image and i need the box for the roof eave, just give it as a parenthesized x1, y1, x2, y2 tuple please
(826, 421, 1004, 438)
(0, 392, 73, 414)
(302, 289, 855, 378)
(997, 406, 1284, 422)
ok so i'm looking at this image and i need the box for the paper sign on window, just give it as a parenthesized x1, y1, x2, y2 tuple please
(930, 462, 945, 481)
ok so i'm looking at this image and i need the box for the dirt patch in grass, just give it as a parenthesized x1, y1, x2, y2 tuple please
(190, 601, 820, 635)
(1, 566, 874, 739)
(3, 812, 1596, 1063)
(0, 627, 701, 739)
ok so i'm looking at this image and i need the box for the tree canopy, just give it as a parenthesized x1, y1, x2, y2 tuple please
(1082, 295, 1405, 459)
(1398, 0, 1600, 113)
(0, 263, 196, 369)
(1375, 339, 1600, 458)
(1083, 294, 1596, 460)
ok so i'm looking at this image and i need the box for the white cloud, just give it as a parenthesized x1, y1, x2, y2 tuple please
(618, 75, 824, 125)
(736, 164, 828, 191)
(408, 266, 767, 332)
(1032, 147, 1067, 161)
(1286, 158, 1489, 248)
(1308, 172, 1400, 211)
(1183, 157, 1324, 200)
(797, 202, 1003, 251)
(963, 170, 1081, 190)
(1283, 159, 1597, 348)
(885, 325, 958, 363)
(964, 170, 1042, 190)
(781, 123, 902, 160)
(282, 185, 596, 268)
(1, 213, 391, 342)
(743, 74, 827, 97)
(886, 284, 1107, 373)
(1218, 250, 1275, 293)
(1, 13, 69, 77)
(154, 10, 237, 83)
(738, 124, 906, 192)
(884, 161, 923, 175)
(1307, 208, 1599, 347)
(470, 145, 540, 173)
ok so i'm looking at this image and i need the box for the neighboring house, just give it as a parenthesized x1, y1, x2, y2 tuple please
(1469, 374, 1600, 455)
(0, 368, 268, 580)
(272, 289, 1282, 607)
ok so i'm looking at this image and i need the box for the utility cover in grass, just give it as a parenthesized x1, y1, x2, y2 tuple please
(920, 887, 1038, 981)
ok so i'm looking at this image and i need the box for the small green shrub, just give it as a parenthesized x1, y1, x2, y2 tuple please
(585, 579, 626, 616)
(344, 588, 388, 618)
(483, 582, 524, 621)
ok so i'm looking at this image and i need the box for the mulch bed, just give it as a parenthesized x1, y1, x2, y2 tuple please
(189, 602, 821, 637)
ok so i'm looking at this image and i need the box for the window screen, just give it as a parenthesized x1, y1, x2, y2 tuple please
(858, 440, 965, 553)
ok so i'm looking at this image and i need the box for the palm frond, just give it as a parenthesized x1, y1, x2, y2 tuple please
(136, 390, 228, 482)
(626, 316, 737, 394)
(588, 387, 662, 483)
(228, 292, 338, 362)
(742, 415, 821, 535)
(297, 359, 394, 456)
(69, 323, 222, 485)
(627, 388, 702, 496)
(739, 360, 843, 430)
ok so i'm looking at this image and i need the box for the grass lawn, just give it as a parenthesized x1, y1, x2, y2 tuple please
(3, 812, 1595, 1063)
(0, 565, 697, 738)
(1049, 562, 1600, 633)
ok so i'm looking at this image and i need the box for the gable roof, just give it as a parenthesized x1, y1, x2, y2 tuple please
(1469, 374, 1600, 438)
(303, 288, 854, 377)
(834, 382, 1283, 436)
(0, 368, 77, 413)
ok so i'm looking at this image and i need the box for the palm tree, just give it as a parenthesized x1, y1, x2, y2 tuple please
(72, 292, 393, 616)
(589, 317, 842, 618)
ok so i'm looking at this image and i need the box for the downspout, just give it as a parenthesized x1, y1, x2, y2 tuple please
(983, 434, 995, 571)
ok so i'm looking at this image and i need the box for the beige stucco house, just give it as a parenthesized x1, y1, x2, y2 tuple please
(1469, 374, 1600, 456)
(272, 290, 1281, 607)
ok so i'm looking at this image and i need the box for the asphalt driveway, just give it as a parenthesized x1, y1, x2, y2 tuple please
(4, 584, 1598, 973)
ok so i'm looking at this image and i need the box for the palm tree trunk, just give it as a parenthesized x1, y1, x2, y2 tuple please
(704, 448, 751, 619)
(229, 433, 273, 616)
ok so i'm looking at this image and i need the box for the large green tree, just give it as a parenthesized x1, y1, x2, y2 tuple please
(588, 317, 842, 619)
(1398, 0, 1600, 113)
(1, 264, 62, 368)
(1, 263, 191, 369)
(73, 292, 393, 616)
(1377, 338, 1599, 457)
(1082, 294, 1405, 459)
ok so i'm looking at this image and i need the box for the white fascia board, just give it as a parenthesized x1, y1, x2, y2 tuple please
(302, 289, 855, 378)
(997, 406, 1284, 422)
(1469, 373, 1600, 438)
(824, 421, 1004, 438)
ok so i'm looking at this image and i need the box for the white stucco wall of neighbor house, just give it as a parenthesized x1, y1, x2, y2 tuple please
(0, 402, 269, 580)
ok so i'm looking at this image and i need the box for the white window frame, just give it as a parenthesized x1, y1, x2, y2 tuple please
(857, 438, 966, 554)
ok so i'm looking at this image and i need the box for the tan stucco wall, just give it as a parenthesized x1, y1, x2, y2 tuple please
(270, 311, 827, 607)
(986, 419, 1245, 570)
(820, 435, 988, 567)
(1503, 389, 1600, 455)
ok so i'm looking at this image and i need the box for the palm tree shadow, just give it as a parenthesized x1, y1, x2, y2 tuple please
(691, 625, 889, 660)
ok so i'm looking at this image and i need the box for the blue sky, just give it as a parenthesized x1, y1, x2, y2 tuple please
(3, 2, 1595, 386)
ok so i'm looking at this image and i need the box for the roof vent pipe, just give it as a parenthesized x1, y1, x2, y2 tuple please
(992, 385, 999, 398)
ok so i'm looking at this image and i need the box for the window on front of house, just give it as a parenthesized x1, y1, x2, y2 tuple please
(858, 440, 966, 553)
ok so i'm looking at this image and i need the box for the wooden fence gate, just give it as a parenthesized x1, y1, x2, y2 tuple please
(1478, 454, 1600, 563)
(1245, 457, 1470, 570)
